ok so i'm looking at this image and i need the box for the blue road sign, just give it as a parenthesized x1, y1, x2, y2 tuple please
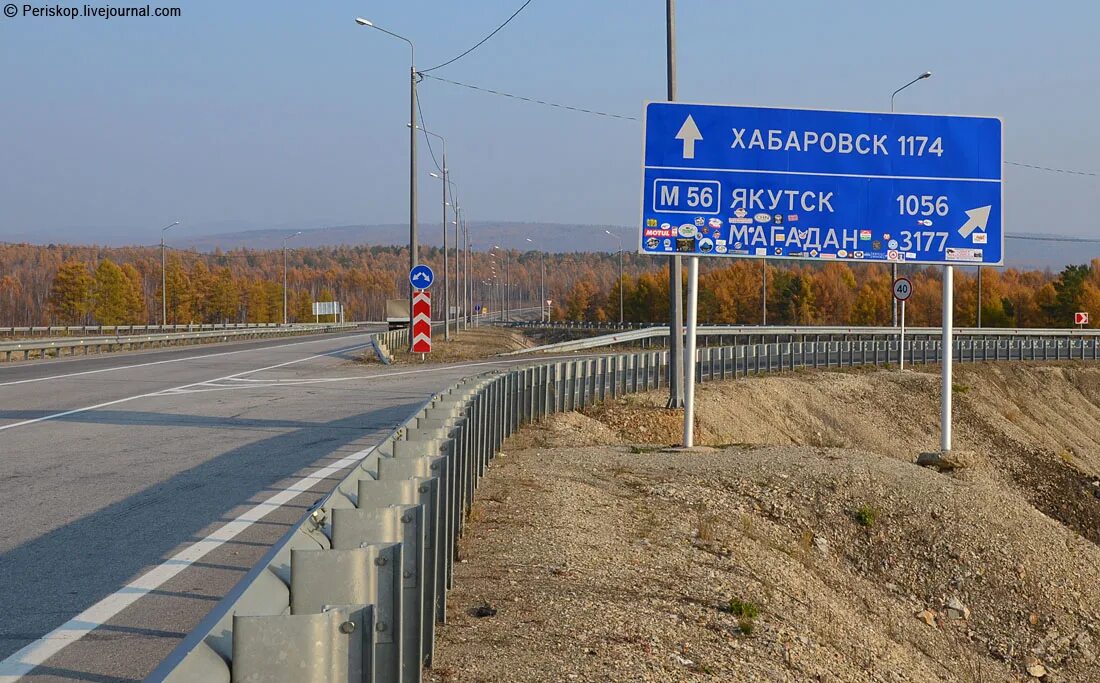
(409, 264, 435, 289)
(639, 102, 1003, 266)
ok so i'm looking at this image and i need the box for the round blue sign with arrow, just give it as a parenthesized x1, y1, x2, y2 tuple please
(409, 264, 435, 289)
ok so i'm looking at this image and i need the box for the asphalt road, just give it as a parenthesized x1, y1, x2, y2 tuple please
(0, 327, 540, 682)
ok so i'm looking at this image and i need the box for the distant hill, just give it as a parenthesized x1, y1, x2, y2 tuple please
(176, 222, 633, 255)
(3, 221, 1096, 270)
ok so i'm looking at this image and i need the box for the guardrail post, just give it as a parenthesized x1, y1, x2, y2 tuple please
(232, 607, 360, 682)
(288, 542, 403, 682)
(355, 478, 434, 678)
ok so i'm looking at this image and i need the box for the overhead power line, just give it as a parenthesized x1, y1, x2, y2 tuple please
(420, 0, 535, 73)
(425, 74, 1098, 178)
(1007, 234, 1100, 243)
(1005, 161, 1098, 178)
(421, 73, 638, 121)
(416, 94, 444, 174)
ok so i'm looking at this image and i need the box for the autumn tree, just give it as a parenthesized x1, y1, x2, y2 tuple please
(292, 289, 312, 322)
(92, 259, 136, 325)
(48, 259, 92, 324)
(189, 261, 213, 322)
(812, 263, 857, 324)
(159, 255, 192, 323)
(120, 263, 146, 322)
(207, 267, 239, 323)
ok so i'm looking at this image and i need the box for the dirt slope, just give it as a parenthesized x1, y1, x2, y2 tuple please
(429, 363, 1100, 683)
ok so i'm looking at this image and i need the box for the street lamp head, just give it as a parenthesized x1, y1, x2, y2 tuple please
(920, 71, 933, 79)
(429, 172, 441, 179)
(354, 17, 372, 26)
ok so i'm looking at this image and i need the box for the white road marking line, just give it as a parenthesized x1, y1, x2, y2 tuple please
(0, 332, 374, 388)
(0, 442, 374, 681)
(0, 342, 374, 434)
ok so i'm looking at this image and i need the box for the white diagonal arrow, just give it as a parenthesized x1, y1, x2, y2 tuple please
(957, 205, 991, 238)
(675, 115, 702, 159)
(413, 291, 431, 303)
(412, 332, 432, 347)
(413, 312, 431, 325)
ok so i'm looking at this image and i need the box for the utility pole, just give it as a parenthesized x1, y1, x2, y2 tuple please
(761, 257, 767, 325)
(977, 267, 983, 327)
(354, 18, 418, 349)
(665, 0, 684, 408)
(282, 231, 302, 325)
(463, 219, 470, 328)
(160, 220, 180, 325)
(424, 128, 449, 339)
(889, 70, 932, 327)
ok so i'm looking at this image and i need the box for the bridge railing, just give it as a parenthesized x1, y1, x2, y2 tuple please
(148, 330, 1099, 683)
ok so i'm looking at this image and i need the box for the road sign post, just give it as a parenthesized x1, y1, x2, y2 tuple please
(408, 265, 435, 353)
(893, 277, 913, 370)
(412, 290, 431, 355)
(638, 101, 1002, 451)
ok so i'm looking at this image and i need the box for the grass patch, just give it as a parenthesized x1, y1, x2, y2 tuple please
(722, 599, 761, 635)
(952, 382, 970, 394)
(696, 515, 720, 543)
(798, 530, 814, 553)
(468, 502, 488, 524)
(854, 504, 880, 528)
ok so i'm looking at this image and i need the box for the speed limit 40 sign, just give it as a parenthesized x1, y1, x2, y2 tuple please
(892, 277, 913, 302)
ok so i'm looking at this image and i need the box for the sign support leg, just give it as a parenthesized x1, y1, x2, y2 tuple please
(900, 300, 906, 371)
(683, 256, 698, 448)
(941, 265, 953, 453)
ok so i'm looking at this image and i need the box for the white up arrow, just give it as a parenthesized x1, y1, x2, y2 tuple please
(957, 205, 992, 238)
(675, 115, 702, 160)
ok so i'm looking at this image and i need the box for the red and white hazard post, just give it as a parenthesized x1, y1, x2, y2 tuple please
(412, 290, 432, 354)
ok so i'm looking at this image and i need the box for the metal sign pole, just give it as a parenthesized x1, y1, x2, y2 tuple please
(683, 255, 699, 448)
(941, 265, 954, 452)
(900, 299, 906, 371)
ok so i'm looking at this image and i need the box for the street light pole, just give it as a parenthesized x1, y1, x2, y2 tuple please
(605, 229, 624, 324)
(890, 70, 932, 327)
(761, 257, 767, 325)
(356, 17, 418, 349)
(160, 220, 180, 325)
(526, 237, 546, 322)
(423, 126, 450, 340)
(463, 219, 470, 326)
(449, 181, 461, 330)
(665, 0, 684, 408)
(282, 231, 302, 325)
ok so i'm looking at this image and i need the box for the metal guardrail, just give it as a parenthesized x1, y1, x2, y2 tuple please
(148, 331, 1100, 682)
(0, 324, 363, 362)
(505, 324, 1100, 355)
(0, 322, 297, 337)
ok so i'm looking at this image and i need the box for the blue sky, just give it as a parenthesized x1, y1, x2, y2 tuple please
(1, 1, 1097, 246)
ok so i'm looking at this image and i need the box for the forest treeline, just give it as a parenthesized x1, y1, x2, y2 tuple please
(0, 242, 624, 325)
(554, 258, 1100, 328)
(2, 241, 1096, 328)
